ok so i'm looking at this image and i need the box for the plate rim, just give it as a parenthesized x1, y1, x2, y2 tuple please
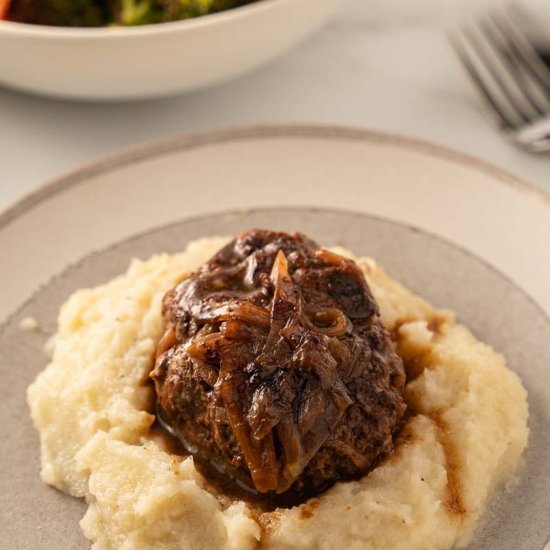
(1, 124, 549, 232)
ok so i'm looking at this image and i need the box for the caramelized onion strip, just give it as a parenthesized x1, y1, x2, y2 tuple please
(261, 249, 300, 356)
(247, 384, 285, 440)
(192, 302, 270, 327)
(220, 319, 251, 341)
(329, 377, 353, 412)
(156, 327, 177, 359)
(219, 361, 279, 493)
(278, 399, 345, 493)
(303, 307, 352, 336)
(276, 414, 305, 492)
(315, 248, 364, 279)
(184, 332, 229, 361)
(297, 386, 327, 436)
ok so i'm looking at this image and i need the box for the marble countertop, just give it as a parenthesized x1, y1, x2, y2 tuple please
(1, 0, 549, 211)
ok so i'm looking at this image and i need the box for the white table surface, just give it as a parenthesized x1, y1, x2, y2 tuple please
(1, 0, 549, 212)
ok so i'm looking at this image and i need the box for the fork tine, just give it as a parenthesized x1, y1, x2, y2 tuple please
(461, 25, 535, 123)
(481, 16, 550, 117)
(494, 10, 550, 95)
(449, 32, 518, 131)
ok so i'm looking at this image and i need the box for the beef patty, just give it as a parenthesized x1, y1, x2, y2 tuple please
(151, 230, 406, 508)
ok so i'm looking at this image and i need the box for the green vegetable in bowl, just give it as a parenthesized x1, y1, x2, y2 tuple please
(120, 0, 252, 25)
(1, 0, 256, 27)
(119, 0, 154, 25)
(4, 0, 110, 26)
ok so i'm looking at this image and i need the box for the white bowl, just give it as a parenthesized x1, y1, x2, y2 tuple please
(0, 0, 345, 101)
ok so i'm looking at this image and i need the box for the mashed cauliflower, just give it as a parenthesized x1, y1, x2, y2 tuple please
(27, 237, 528, 550)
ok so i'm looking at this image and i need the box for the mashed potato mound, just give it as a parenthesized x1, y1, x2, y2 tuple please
(27, 237, 528, 550)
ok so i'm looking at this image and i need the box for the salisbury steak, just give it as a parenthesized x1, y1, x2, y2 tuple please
(152, 230, 406, 507)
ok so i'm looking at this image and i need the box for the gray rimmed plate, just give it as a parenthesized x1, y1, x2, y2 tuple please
(0, 126, 549, 549)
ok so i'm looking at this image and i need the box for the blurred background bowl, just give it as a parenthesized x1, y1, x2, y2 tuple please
(0, 0, 345, 101)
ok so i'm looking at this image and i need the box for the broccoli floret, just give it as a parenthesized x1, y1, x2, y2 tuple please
(7, 0, 111, 26)
(118, 0, 160, 25)
(163, 0, 252, 21)
(177, 0, 252, 19)
(6, 0, 255, 27)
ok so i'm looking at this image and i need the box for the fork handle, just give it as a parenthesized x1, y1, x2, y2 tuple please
(517, 117, 550, 152)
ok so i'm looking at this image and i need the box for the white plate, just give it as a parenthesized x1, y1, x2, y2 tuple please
(0, 0, 344, 100)
(0, 126, 549, 549)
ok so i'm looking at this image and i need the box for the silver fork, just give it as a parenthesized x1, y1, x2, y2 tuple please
(450, 10, 550, 153)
